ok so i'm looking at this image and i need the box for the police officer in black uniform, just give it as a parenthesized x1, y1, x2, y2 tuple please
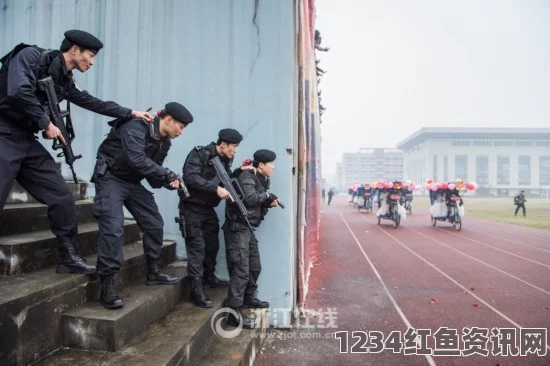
(180, 128, 251, 308)
(92, 102, 192, 309)
(223, 149, 278, 328)
(0, 30, 153, 275)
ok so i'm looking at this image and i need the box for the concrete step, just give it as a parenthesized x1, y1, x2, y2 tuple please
(0, 220, 141, 275)
(6, 180, 87, 205)
(199, 308, 269, 366)
(0, 241, 177, 366)
(0, 200, 96, 237)
(61, 264, 188, 352)
(36, 287, 229, 366)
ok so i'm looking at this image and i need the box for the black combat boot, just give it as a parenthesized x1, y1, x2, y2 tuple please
(204, 272, 228, 288)
(100, 275, 124, 309)
(226, 308, 256, 329)
(56, 238, 96, 274)
(145, 258, 180, 285)
(243, 297, 270, 309)
(190, 277, 213, 308)
(69, 237, 87, 260)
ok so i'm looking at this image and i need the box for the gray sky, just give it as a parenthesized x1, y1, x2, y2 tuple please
(316, 0, 550, 179)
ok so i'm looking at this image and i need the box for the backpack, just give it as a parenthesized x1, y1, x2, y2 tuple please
(0, 43, 58, 101)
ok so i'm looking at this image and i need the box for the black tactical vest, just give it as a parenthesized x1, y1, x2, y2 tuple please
(226, 170, 270, 227)
(0, 44, 71, 131)
(97, 117, 170, 182)
(181, 142, 233, 210)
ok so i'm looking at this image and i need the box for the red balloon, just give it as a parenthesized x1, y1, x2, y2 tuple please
(466, 183, 475, 190)
(439, 182, 449, 189)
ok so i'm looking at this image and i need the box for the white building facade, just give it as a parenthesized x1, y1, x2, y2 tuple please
(397, 128, 550, 196)
(340, 148, 404, 189)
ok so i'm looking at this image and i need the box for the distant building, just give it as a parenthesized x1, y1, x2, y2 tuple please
(336, 162, 344, 191)
(338, 148, 404, 189)
(397, 127, 550, 196)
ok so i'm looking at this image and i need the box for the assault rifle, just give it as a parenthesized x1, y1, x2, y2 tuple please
(38, 76, 81, 183)
(210, 156, 254, 231)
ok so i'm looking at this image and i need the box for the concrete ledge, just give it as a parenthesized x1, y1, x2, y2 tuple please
(0, 200, 95, 237)
(35, 286, 228, 366)
(0, 221, 141, 275)
(199, 308, 269, 366)
(0, 241, 177, 366)
(61, 265, 187, 352)
(6, 181, 87, 205)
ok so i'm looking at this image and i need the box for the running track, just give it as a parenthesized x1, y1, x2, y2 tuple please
(256, 196, 550, 365)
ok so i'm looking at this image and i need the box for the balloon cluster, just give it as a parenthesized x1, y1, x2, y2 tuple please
(425, 178, 478, 191)
(366, 180, 420, 190)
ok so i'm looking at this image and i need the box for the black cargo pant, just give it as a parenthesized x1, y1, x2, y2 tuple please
(0, 126, 77, 240)
(223, 220, 261, 308)
(515, 203, 526, 216)
(181, 204, 220, 279)
(93, 171, 163, 276)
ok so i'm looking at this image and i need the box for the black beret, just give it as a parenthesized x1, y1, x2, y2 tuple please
(165, 102, 193, 124)
(64, 30, 103, 53)
(218, 128, 243, 144)
(253, 149, 276, 163)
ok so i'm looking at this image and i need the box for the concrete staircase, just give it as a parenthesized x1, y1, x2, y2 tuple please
(0, 181, 267, 366)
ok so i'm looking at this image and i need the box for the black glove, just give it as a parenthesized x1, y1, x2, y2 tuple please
(163, 168, 178, 189)
(268, 193, 278, 202)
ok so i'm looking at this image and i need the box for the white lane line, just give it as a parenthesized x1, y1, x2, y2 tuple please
(460, 228, 550, 253)
(522, 233, 550, 243)
(355, 213, 550, 352)
(409, 228, 550, 296)
(337, 210, 437, 366)
(437, 228, 550, 269)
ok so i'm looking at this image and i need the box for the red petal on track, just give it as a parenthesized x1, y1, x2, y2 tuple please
(473, 304, 479, 308)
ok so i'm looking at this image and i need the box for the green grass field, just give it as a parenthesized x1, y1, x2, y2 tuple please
(412, 196, 550, 230)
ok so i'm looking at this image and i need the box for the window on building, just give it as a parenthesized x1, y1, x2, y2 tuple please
(443, 155, 448, 181)
(515, 141, 534, 147)
(432, 155, 438, 182)
(540, 156, 550, 185)
(476, 155, 489, 185)
(455, 155, 468, 181)
(494, 140, 513, 146)
(518, 156, 531, 185)
(497, 156, 510, 185)
(536, 141, 550, 147)
(473, 140, 492, 146)
(452, 140, 471, 146)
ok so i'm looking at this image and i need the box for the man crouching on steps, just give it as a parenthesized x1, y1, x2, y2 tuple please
(223, 149, 279, 328)
(91, 102, 193, 309)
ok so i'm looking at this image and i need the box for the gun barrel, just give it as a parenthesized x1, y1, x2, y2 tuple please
(177, 175, 190, 198)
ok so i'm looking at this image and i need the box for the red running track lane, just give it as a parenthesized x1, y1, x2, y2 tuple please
(460, 216, 550, 245)
(255, 197, 549, 365)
